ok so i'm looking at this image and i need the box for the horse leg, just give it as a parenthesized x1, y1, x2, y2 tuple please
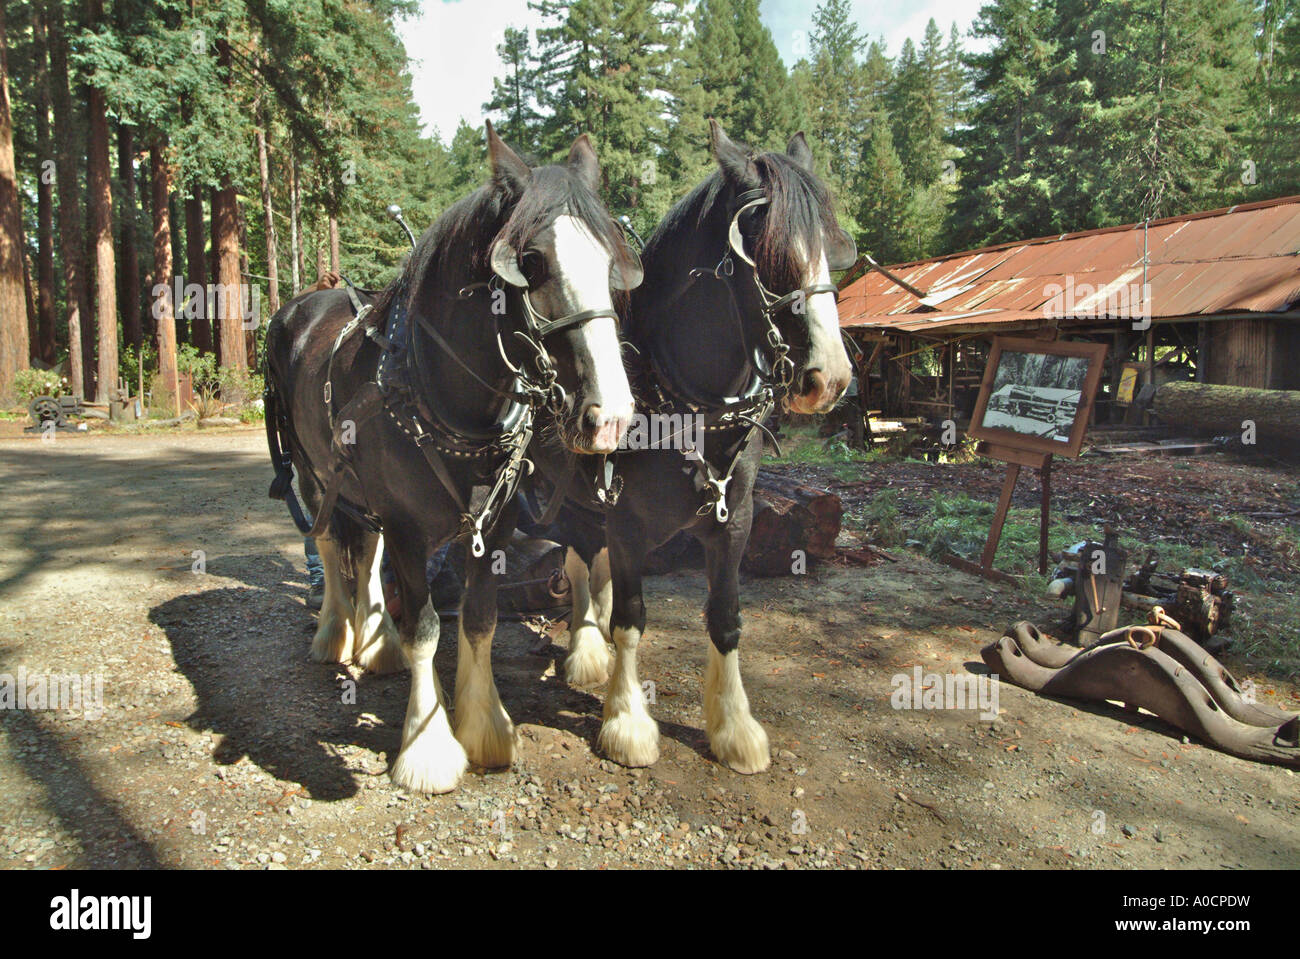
(309, 534, 355, 663)
(453, 541, 515, 769)
(700, 522, 770, 775)
(388, 532, 466, 794)
(598, 527, 659, 766)
(564, 546, 613, 687)
(350, 532, 404, 674)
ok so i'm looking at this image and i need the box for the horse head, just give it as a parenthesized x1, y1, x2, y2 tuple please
(707, 119, 855, 415)
(483, 123, 640, 453)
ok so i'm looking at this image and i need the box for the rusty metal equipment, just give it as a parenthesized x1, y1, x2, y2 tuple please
(26, 394, 83, 430)
(1073, 530, 1127, 645)
(1048, 540, 1235, 652)
(982, 613, 1299, 768)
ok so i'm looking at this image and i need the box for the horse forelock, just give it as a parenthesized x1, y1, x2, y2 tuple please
(498, 165, 635, 279)
(750, 152, 841, 290)
(371, 164, 633, 329)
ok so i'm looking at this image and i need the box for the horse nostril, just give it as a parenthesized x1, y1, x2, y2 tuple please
(582, 403, 605, 432)
(802, 369, 827, 398)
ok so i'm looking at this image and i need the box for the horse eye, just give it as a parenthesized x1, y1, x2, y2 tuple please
(520, 250, 547, 287)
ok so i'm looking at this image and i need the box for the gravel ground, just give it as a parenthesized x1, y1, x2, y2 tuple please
(0, 428, 1296, 870)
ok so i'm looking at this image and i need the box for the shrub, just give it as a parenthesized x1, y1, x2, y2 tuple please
(863, 488, 906, 547)
(13, 368, 67, 403)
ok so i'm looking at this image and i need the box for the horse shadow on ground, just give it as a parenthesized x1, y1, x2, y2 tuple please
(151, 582, 382, 802)
(149, 576, 709, 798)
(496, 630, 713, 766)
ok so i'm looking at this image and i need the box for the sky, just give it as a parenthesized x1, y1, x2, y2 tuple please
(397, 0, 989, 145)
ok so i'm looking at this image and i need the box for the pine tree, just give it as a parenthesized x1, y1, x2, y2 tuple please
(948, 0, 1060, 248)
(485, 27, 543, 157)
(855, 112, 908, 263)
(796, 0, 871, 233)
(530, 0, 686, 229)
(666, 0, 799, 191)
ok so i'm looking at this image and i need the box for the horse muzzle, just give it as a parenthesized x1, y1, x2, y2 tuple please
(787, 368, 847, 415)
(570, 400, 632, 454)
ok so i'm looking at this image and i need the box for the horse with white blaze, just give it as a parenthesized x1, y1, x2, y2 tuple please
(515, 120, 857, 774)
(264, 121, 641, 793)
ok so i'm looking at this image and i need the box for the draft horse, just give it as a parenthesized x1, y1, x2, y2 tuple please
(264, 123, 642, 793)
(522, 120, 857, 774)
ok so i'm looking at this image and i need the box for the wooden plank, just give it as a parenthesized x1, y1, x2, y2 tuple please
(977, 440, 1051, 469)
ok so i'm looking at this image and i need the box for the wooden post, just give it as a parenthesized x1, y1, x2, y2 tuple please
(981, 461, 1021, 572)
(1038, 456, 1052, 575)
(974, 441, 1052, 580)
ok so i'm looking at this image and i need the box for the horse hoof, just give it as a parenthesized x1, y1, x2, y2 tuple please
(454, 707, 516, 770)
(389, 734, 468, 795)
(598, 712, 660, 767)
(709, 717, 771, 775)
(309, 615, 354, 664)
(352, 626, 406, 675)
(565, 634, 613, 688)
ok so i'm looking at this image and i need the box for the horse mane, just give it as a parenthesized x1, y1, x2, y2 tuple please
(368, 163, 636, 328)
(638, 142, 843, 323)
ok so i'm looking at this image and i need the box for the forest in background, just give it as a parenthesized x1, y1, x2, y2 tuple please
(0, 0, 1296, 405)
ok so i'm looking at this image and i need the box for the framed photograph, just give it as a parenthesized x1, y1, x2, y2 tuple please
(968, 337, 1108, 457)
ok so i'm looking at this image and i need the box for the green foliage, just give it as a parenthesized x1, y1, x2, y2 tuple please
(13, 368, 68, 403)
(862, 488, 906, 547)
(950, 0, 1264, 249)
(9, 0, 1296, 403)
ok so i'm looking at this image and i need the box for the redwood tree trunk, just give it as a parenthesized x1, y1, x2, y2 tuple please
(255, 108, 279, 315)
(289, 144, 302, 293)
(33, 4, 56, 365)
(47, 0, 87, 398)
(212, 182, 244, 370)
(151, 141, 179, 416)
(1154, 382, 1300, 440)
(0, 4, 29, 401)
(117, 122, 141, 358)
(185, 195, 210, 353)
(86, 0, 117, 403)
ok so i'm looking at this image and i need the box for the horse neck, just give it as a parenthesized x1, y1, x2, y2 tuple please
(634, 207, 763, 402)
(406, 268, 518, 436)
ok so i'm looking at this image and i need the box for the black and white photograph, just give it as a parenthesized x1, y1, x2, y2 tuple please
(983, 349, 1089, 442)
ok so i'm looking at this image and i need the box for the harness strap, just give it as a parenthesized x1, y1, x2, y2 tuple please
(413, 312, 533, 406)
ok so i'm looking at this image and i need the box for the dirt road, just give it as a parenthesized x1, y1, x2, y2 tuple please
(0, 429, 1295, 869)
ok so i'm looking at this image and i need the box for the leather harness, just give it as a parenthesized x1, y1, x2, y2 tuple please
(266, 263, 618, 557)
(630, 187, 840, 523)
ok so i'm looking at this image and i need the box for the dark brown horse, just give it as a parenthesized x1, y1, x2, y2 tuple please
(520, 121, 856, 774)
(264, 123, 640, 793)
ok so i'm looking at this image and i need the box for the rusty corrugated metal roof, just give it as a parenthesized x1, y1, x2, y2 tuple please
(839, 195, 1300, 334)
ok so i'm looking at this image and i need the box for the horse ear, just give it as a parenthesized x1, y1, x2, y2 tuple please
(786, 132, 814, 172)
(486, 119, 531, 197)
(567, 133, 601, 192)
(709, 118, 758, 187)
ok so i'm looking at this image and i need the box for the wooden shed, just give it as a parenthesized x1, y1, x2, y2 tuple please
(836, 196, 1300, 422)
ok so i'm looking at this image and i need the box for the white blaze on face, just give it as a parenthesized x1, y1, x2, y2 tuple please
(544, 214, 635, 426)
(793, 239, 851, 411)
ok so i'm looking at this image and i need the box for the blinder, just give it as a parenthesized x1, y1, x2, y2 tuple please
(490, 236, 644, 293)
